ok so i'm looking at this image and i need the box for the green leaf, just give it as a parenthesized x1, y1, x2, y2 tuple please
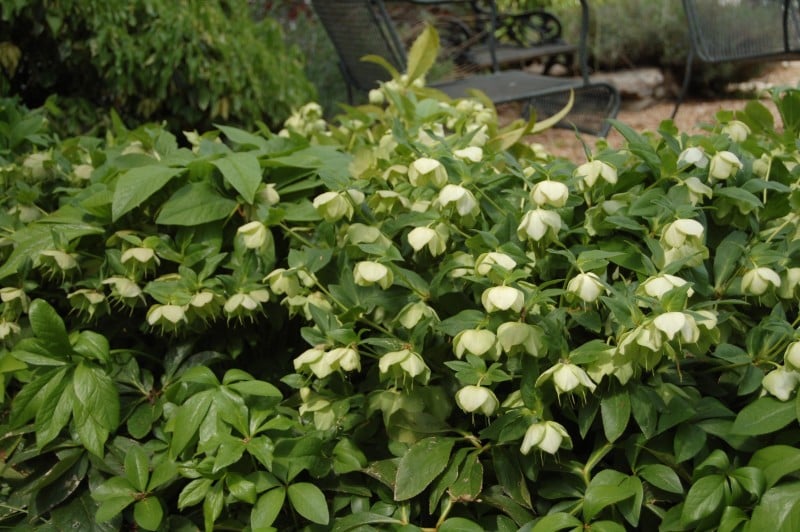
(638, 464, 683, 494)
(177, 478, 212, 509)
(333, 437, 367, 474)
(583, 483, 635, 521)
(749, 445, 800, 488)
(600, 389, 630, 442)
(71, 331, 110, 364)
(449, 452, 483, 501)
(170, 390, 213, 457)
(133, 497, 163, 531)
(674, 423, 707, 463)
(528, 512, 583, 532)
(212, 152, 262, 204)
(203, 481, 224, 532)
(732, 396, 796, 435)
(34, 368, 71, 448)
(438, 517, 484, 532)
(287, 482, 329, 525)
(331, 512, 404, 532)
(251, 486, 285, 529)
(394, 436, 455, 501)
(405, 24, 439, 82)
(124, 446, 150, 492)
(748, 481, 800, 530)
(28, 299, 72, 356)
(227, 379, 282, 399)
(95, 496, 135, 523)
(72, 362, 119, 432)
(680, 474, 725, 527)
(112, 165, 184, 221)
(50, 493, 120, 531)
(156, 182, 238, 226)
(217, 124, 269, 150)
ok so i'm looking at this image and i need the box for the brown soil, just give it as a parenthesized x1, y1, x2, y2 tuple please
(530, 61, 800, 161)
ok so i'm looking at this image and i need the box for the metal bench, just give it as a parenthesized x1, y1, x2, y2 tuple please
(310, 0, 620, 136)
(387, 0, 578, 75)
(673, 0, 800, 117)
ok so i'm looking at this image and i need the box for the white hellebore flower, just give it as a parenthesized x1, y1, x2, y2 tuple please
(722, 120, 751, 142)
(574, 160, 617, 190)
(146, 304, 187, 326)
(517, 208, 562, 242)
(497, 322, 543, 356)
(531, 180, 569, 208)
(265, 268, 303, 297)
(762, 366, 799, 401)
(39, 250, 78, 271)
(293, 347, 330, 378)
(662, 219, 705, 248)
(378, 349, 430, 382)
(368, 88, 385, 105)
(785, 341, 800, 371)
(453, 146, 483, 162)
(741, 267, 781, 296)
(566, 272, 605, 303)
(439, 184, 479, 217)
(397, 300, 438, 329)
(454, 329, 501, 359)
(778, 267, 800, 299)
(121, 247, 156, 265)
(237, 221, 269, 249)
(708, 151, 743, 181)
(353, 261, 393, 289)
(520, 420, 570, 455)
(224, 290, 270, 314)
(313, 191, 353, 222)
(677, 146, 709, 169)
(408, 157, 447, 188)
(653, 312, 700, 343)
(475, 252, 517, 276)
(456, 385, 499, 416)
(536, 361, 597, 395)
(481, 285, 525, 313)
(407, 224, 449, 256)
(639, 274, 693, 299)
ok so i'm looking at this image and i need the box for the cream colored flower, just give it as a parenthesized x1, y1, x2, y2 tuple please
(653, 312, 700, 343)
(722, 120, 750, 142)
(536, 361, 597, 395)
(378, 349, 430, 382)
(778, 267, 800, 299)
(677, 146, 708, 169)
(481, 285, 525, 313)
(574, 160, 617, 190)
(39, 250, 78, 271)
(496, 322, 543, 356)
(638, 274, 693, 300)
(517, 208, 562, 242)
(121, 247, 156, 265)
(741, 267, 781, 296)
(520, 420, 570, 455)
(313, 191, 353, 222)
(531, 180, 569, 207)
(407, 225, 448, 256)
(408, 157, 447, 188)
(453, 146, 483, 162)
(566, 272, 605, 303)
(762, 366, 799, 401)
(662, 219, 705, 248)
(146, 304, 187, 326)
(353, 261, 393, 289)
(439, 184, 479, 217)
(397, 301, 438, 329)
(454, 329, 501, 359)
(708, 151, 743, 181)
(237, 221, 269, 249)
(475, 252, 517, 276)
(455, 385, 499, 416)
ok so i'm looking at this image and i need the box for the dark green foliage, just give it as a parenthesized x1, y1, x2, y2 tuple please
(0, 0, 317, 133)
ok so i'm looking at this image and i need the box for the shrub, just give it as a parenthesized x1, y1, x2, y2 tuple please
(1, 27, 800, 530)
(0, 0, 317, 134)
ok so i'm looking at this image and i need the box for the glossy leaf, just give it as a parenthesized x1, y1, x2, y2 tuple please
(112, 165, 184, 221)
(287, 482, 329, 525)
(251, 486, 286, 529)
(394, 437, 455, 501)
(732, 396, 796, 435)
(156, 182, 238, 225)
(133, 497, 163, 531)
(212, 152, 262, 204)
(600, 389, 630, 443)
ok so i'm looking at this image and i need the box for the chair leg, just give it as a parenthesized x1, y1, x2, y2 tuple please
(672, 48, 695, 119)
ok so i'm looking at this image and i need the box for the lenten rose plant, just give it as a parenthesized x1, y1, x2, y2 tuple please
(0, 27, 799, 532)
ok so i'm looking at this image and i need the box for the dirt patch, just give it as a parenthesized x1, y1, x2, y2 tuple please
(529, 61, 800, 161)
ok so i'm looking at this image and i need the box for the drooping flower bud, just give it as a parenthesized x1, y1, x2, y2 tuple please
(353, 261, 393, 289)
(237, 221, 269, 249)
(531, 180, 569, 208)
(653, 311, 700, 343)
(536, 361, 597, 395)
(566, 272, 605, 303)
(481, 286, 525, 313)
(455, 385, 499, 416)
(378, 349, 430, 383)
(438, 184, 479, 217)
(721, 120, 750, 142)
(708, 151, 743, 181)
(517, 208, 562, 242)
(408, 157, 447, 188)
(520, 420, 571, 455)
(453, 329, 501, 359)
(453, 146, 483, 162)
(313, 191, 353, 222)
(762, 366, 799, 401)
(574, 160, 617, 190)
(741, 267, 781, 296)
(677, 146, 709, 169)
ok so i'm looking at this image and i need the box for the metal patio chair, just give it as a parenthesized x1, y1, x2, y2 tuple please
(386, 0, 578, 75)
(310, 0, 620, 136)
(673, 0, 800, 117)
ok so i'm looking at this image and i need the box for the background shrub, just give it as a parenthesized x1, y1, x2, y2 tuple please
(0, 0, 317, 134)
